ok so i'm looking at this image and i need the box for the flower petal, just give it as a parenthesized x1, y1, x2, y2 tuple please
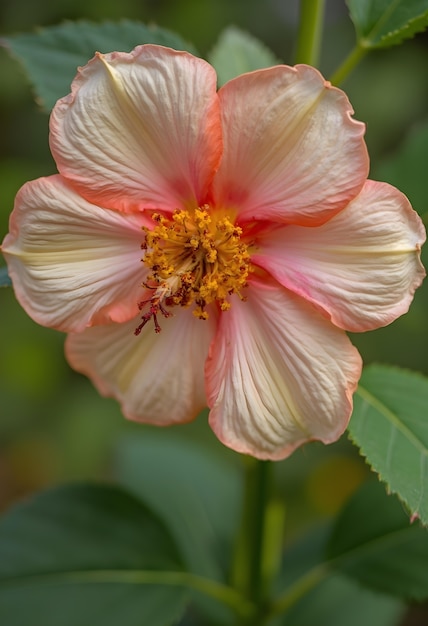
(1, 175, 149, 332)
(206, 280, 362, 460)
(50, 45, 222, 212)
(66, 309, 216, 424)
(214, 64, 368, 225)
(252, 180, 426, 332)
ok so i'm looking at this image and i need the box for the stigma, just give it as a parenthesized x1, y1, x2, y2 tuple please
(135, 205, 252, 334)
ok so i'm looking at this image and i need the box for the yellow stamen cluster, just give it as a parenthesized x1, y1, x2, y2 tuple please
(141, 205, 252, 325)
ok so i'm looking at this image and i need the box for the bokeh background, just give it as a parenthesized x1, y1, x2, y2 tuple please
(0, 3, 427, 621)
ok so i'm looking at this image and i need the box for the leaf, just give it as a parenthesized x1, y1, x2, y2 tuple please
(347, 0, 428, 48)
(0, 266, 11, 288)
(208, 26, 281, 86)
(271, 524, 405, 625)
(0, 483, 187, 626)
(114, 430, 243, 581)
(278, 576, 405, 626)
(327, 480, 428, 600)
(1, 20, 199, 111)
(348, 365, 428, 525)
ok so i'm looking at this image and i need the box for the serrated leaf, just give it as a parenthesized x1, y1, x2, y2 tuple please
(0, 266, 11, 288)
(348, 365, 428, 525)
(1, 20, 198, 111)
(208, 26, 281, 86)
(347, 0, 428, 48)
(0, 484, 187, 626)
(327, 480, 428, 601)
(115, 430, 242, 582)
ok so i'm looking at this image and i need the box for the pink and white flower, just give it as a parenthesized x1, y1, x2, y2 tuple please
(1, 45, 425, 460)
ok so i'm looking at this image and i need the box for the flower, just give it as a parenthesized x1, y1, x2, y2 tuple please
(1, 45, 425, 460)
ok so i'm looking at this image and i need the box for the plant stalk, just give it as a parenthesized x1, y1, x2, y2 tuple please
(231, 458, 273, 625)
(295, 0, 326, 66)
(329, 43, 367, 85)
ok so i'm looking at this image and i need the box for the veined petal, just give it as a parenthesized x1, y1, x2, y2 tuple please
(1, 175, 149, 332)
(252, 180, 426, 332)
(214, 64, 368, 226)
(50, 45, 222, 212)
(206, 280, 362, 460)
(66, 309, 216, 424)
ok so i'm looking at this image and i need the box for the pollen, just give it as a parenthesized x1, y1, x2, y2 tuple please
(136, 205, 252, 333)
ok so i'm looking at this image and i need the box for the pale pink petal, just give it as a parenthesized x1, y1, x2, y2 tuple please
(66, 308, 216, 424)
(1, 175, 150, 332)
(252, 180, 426, 332)
(213, 64, 368, 226)
(50, 45, 222, 213)
(206, 279, 362, 460)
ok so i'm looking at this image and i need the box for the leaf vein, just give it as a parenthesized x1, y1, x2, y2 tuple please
(356, 384, 428, 456)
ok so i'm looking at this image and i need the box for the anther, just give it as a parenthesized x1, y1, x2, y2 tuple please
(135, 297, 172, 334)
(137, 206, 253, 334)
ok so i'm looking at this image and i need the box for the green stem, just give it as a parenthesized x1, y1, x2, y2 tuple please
(231, 458, 273, 625)
(328, 43, 367, 86)
(295, 0, 326, 66)
(268, 563, 329, 618)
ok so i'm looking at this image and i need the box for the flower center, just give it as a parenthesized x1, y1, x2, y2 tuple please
(136, 206, 252, 334)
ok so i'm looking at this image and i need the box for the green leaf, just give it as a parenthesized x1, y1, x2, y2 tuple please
(0, 483, 187, 626)
(347, 0, 428, 48)
(0, 266, 11, 288)
(278, 576, 405, 626)
(115, 430, 242, 582)
(348, 365, 428, 525)
(327, 480, 428, 600)
(271, 524, 405, 625)
(208, 26, 281, 86)
(1, 20, 198, 111)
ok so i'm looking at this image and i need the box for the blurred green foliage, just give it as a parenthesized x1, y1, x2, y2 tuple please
(0, 0, 427, 562)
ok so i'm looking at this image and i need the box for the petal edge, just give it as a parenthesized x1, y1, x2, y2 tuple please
(206, 280, 362, 460)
